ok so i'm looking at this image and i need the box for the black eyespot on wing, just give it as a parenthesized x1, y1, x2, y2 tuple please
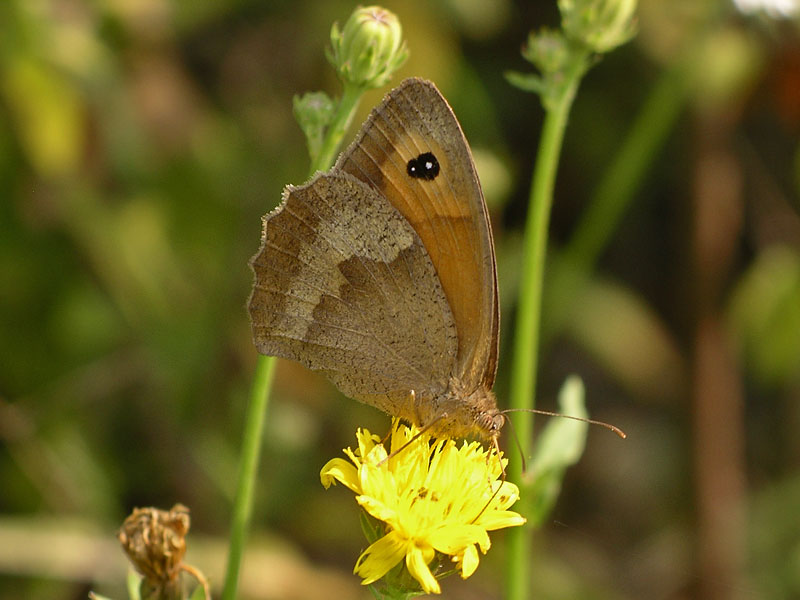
(406, 152, 440, 180)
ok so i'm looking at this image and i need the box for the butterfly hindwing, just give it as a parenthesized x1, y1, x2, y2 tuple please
(248, 171, 459, 416)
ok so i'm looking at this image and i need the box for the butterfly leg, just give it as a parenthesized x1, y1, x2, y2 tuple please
(377, 389, 419, 449)
(379, 405, 449, 465)
(470, 439, 505, 524)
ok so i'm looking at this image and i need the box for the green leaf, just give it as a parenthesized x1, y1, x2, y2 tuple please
(504, 70, 545, 95)
(2, 55, 84, 176)
(527, 375, 590, 526)
(360, 509, 384, 544)
(188, 584, 207, 600)
(727, 245, 800, 386)
(126, 571, 142, 600)
(563, 276, 684, 401)
(530, 376, 589, 473)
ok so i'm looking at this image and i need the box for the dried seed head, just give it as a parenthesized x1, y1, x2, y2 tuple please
(118, 504, 190, 585)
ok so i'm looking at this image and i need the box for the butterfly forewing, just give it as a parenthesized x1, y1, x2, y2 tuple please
(335, 78, 499, 391)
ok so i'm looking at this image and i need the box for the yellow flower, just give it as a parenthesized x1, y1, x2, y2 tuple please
(320, 420, 526, 595)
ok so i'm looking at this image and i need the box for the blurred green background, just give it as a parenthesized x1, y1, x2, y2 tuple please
(1, 0, 799, 598)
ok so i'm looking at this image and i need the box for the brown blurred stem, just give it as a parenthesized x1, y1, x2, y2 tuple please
(689, 110, 748, 600)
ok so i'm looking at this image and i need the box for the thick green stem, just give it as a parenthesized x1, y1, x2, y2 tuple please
(505, 54, 587, 600)
(312, 83, 364, 175)
(221, 80, 365, 600)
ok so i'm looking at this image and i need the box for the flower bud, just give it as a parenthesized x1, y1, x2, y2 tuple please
(522, 29, 571, 75)
(559, 0, 637, 53)
(293, 91, 335, 161)
(327, 6, 408, 89)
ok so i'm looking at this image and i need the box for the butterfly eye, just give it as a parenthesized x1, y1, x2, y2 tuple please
(406, 152, 440, 180)
(492, 413, 505, 432)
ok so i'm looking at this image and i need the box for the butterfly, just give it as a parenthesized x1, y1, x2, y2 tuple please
(248, 77, 503, 441)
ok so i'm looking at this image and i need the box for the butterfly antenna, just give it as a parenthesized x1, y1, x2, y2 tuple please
(501, 408, 627, 439)
(493, 434, 506, 479)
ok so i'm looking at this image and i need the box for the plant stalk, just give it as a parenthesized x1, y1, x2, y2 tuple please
(221, 81, 365, 600)
(505, 52, 588, 600)
(221, 355, 276, 600)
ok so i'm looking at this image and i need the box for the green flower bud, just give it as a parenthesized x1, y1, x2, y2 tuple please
(559, 0, 637, 54)
(327, 6, 408, 89)
(293, 91, 335, 162)
(522, 29, 571, 75)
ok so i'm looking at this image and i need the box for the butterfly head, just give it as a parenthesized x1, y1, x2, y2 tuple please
(475, 408, 505, 440)
(425, 380, 503, 441)
(458, 383, 504, 442)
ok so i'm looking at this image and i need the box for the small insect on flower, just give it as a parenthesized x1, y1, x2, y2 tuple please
(320, 420, 526, 595)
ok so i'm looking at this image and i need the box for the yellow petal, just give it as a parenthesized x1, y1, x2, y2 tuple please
(458, 544, 480, 578)
(477, 510, 526, 531)
(406, 544, 439, 594)
(388, 419, 415, 454)
(428, 524, 489, 555)
(354, 530, 408, 585)
(364, 442, 389, 465)
(343, 446, 361, 466)
(320, 458, 361, 492)
(356, 428, 381, 459)
(356, 494, 399, 525)
(490, 481, 521, 509)
(359, 461, 395, 497)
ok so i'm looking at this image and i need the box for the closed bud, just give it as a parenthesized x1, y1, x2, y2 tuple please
(522, 29, 571, 75)
(327, 6, 408, 89)
(559, 0, 637, 53)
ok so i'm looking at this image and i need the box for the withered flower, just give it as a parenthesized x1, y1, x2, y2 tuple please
(118, 504, 207, 600)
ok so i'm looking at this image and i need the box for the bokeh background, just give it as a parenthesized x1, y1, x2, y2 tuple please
(2, 0, 799, 598)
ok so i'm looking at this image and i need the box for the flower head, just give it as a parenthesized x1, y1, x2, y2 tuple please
(118, 504, 190, 585)
(321, 420, 525, 595)
(327, 6, 408, 89)
(118, 504, 209, 600)
(559, 0, 637, 53)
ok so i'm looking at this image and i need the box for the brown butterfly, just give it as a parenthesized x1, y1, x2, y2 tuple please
(248, 77, 503, 441)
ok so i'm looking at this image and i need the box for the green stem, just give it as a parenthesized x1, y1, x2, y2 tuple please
(221, 354, 276, 600)
(221, 80, 366, 600)
(505, 52, 588, 600)
(312, 82, 365, 175)
(564, 63, 689, 271)
(544, 41, 700, 341)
